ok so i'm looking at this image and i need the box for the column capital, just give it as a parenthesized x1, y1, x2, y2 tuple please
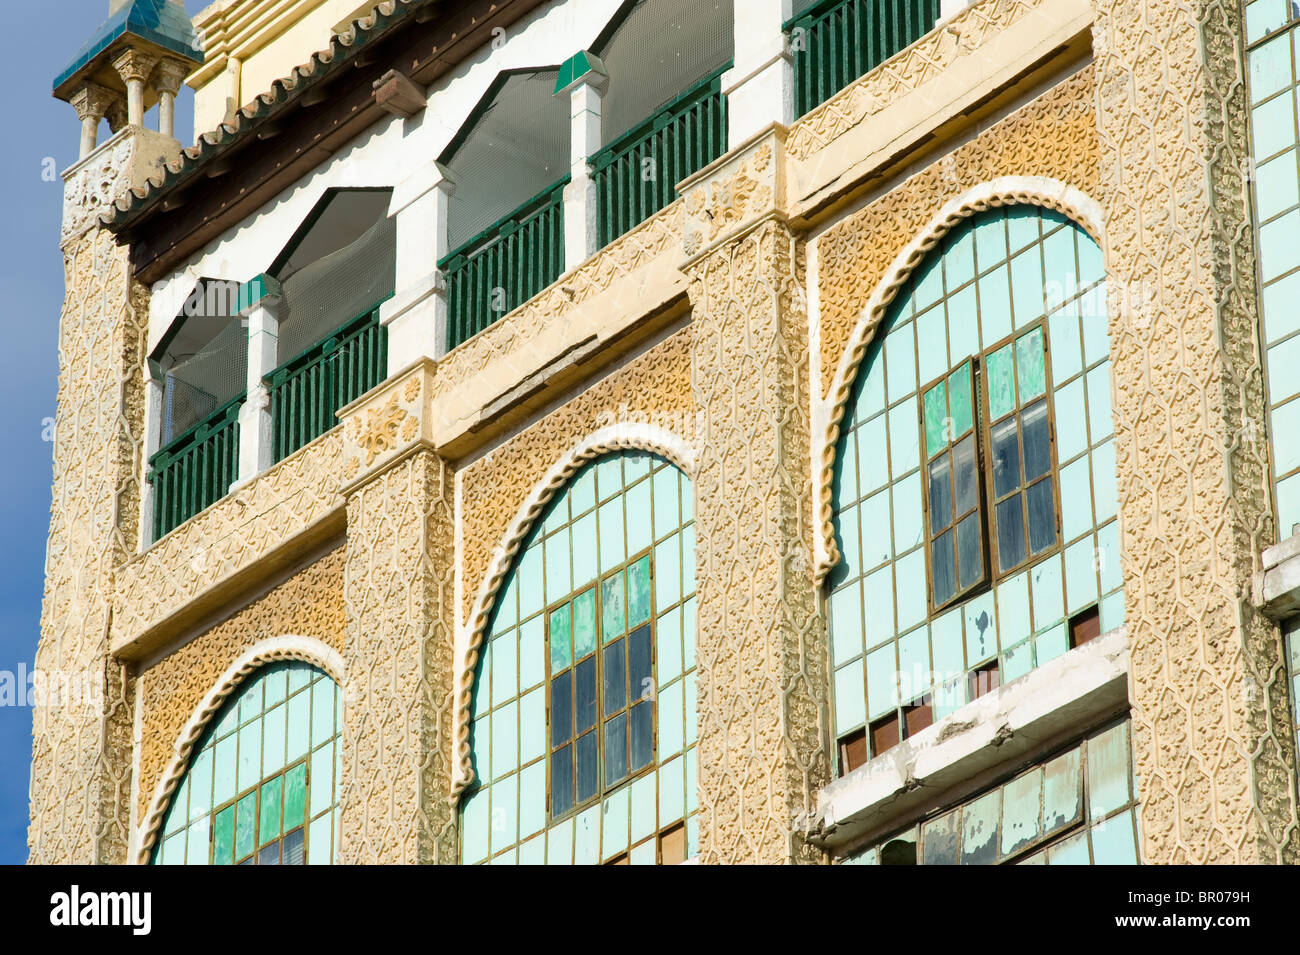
(69, 82, 120, 124)
(389, 161, 456, 219)
(237, 273, 283, 315)
(555, 50, 608, 97)
(153, 57, 191, 97)
(111, 48, 162, 85)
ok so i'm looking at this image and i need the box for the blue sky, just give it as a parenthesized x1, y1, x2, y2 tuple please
(0, 0, 206, 864)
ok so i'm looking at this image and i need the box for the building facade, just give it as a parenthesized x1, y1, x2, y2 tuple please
(28, 0, 1300, 864)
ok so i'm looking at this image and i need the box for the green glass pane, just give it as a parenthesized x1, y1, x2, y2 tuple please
(284, 763, 307, 829)
(948, 362, 973, 437)
(628, 556, 651, 626)
(213, 805, 235, 864)
(923, 381, 948, 459)
(1016, 327, 1046, 401)
(550, 604, 573, 671)
(260, 775, 283, 841)
(573, 588, 597, 659)
(235, 792, 257, 861)
(601, 571, 625, 642)
(987, 345, 1016, 419)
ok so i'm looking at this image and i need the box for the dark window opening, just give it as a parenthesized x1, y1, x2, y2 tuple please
(1069, 605, 1102, 648)
(837, 727, 869, 776)
(969, 662, 1001, 701)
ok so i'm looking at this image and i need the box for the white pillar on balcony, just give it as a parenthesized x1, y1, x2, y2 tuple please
(235, 274, 282, 489)
(723, 0, 794, 143)
(112, 48, 161, 128)
(141, 372, 165, 548)
(380, 161, 457, 374)
(154, 58, 190, 139)
(556, 51, 608, 268)
(69, 83, 118, 159)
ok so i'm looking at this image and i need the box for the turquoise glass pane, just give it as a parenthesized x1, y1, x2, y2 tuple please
(1087, 722, 1132, 819)
(549, 604, 572, 670)
(213, 805, 235, 864)
(628, 556, 651, 625)
(987, 344, 1016, 419)
(573, 588, 596, 659)
(235, 791, 257, 860)
(1000, 768, 1042, 857)
(923, 381, 948, 459)
(601, 571, 625, 641)
(1043, 746, 1082, 833)
(260, 775, 283, 841)
(1016, 328, 1046, 400)
(284, 763, 307, 830)
(948, 362, 973, 437)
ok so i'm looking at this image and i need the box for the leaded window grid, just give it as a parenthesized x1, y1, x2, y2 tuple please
(545, 544, 661, 824)
(826, 205, 1122, 776)
(461, 451, 699, 864)
(152, 661, 342, 866)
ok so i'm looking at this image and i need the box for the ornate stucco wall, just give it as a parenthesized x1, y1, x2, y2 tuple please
(29, 222, 149, 864)
(340, 447, 458, 864)
(1094, 0, 1299, 862)
(134, 546, 347, 857)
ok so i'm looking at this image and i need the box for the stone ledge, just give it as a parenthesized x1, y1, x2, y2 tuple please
(813, 626, 1129, 854)
(1260, 531, 1300, 620)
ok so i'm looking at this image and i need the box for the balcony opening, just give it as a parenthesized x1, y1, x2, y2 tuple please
(439, 69, 569, 350)
(147, 279, 247, 540)
(265, 187, 395, 463)
(591, 0, 733, 245)
(786, 0, 942, 118)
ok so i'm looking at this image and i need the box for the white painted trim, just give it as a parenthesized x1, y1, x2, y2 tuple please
(811, 176, 1106, 584)
(134, 634, 345, 864)
(450, 423, 697, 800)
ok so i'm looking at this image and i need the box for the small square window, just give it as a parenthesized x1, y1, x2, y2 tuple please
(837, 727, 869, 776)
(1069, 605, 1101, 648)
(969, 662, 1000, 701)
(870, 712, 902, 757)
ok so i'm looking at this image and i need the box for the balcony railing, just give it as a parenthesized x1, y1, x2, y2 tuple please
(788, 0, 940, 117)
(591, 65, 729, 249)
(266, 306, 388, 463)
(148, 393, 243, 540)
(441, 177, 568, 351)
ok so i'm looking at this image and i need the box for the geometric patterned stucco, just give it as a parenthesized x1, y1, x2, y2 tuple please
(340, 447, 458, 864)
(134, 545, 347, 849)
(686, 203, 831, 864)
(29, 225, 147, 864)
(1094, 0, 1299, 861)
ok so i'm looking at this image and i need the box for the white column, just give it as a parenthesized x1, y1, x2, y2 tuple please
(380, 162, 457, 374)
(112, 50, 160, 128)
(723, 0, 794, 143)
(154, 59, 190, 139)
(141, 374, 165, 548)
(69, 83, 117, 159)
(558, 54, 608, 269)
(235, 275, 281, 488)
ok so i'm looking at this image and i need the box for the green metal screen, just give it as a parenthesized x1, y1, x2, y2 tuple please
(591, 65, 729, 249)
(441, 176, 568, 351)
(266, 307, 388, 463)
(788, 0, 940, 118)
(149, 393, 243, 540)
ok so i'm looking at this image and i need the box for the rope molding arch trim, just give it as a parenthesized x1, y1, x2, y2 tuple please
(135, 635, 346, 865)
(450, 423, 697, 802)
(811, 176, 1106, 586)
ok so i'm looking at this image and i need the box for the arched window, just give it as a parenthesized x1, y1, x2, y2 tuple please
(152, 661, 342, 865)
(461, 450, 698, 864)
(828, 204, 1122, 774)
